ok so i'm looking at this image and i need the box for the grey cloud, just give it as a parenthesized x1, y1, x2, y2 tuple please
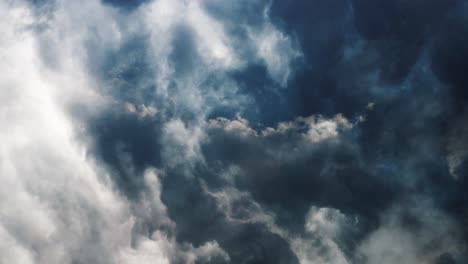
(357, 198, 466, 264)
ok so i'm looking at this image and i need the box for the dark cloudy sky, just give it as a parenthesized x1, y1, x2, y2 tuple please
(1, 0, 468, 263)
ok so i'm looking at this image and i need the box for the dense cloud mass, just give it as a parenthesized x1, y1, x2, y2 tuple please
(1, 0, 468, 263)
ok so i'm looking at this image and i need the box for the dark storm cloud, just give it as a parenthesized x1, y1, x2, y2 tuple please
(196, 116, 391, 255)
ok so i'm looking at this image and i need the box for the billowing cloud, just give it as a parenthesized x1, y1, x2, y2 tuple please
(2, 0, 468, 263)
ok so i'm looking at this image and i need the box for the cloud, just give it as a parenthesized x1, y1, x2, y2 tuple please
(204, 184, 356, 264)
(357, 198, 466, 264)
(2, 0, 468, 263)
(247, 18, 301, 87)
(446, 108, 468, 179)
(0, 1, 229, 263)
(0, 2, 131, 261)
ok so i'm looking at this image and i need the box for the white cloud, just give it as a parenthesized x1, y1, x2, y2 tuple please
(119, 233, 171, 264)
(0, 1, 229, 263)
(291, 207, 352, 264)
(186, 1, 240, 69)
(305, 207, 348, 237)
(162, 119, 205, 168)
(143, 0, 243, 116)
(0, 224, 35, 264)
(291, 237, 350, 264)
(207, 114, 353, 145)
(119, 230, 229, 264)
(124, 102, 158, 119)
(0, 2, 132, 262)
(249, 22, 301, 87)
(206, 115, 255, 137)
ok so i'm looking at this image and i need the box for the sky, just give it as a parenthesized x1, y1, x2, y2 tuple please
(1, 0, 468, 263)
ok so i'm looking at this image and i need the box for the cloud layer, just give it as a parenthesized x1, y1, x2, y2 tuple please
(2, 0, 468, 263)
